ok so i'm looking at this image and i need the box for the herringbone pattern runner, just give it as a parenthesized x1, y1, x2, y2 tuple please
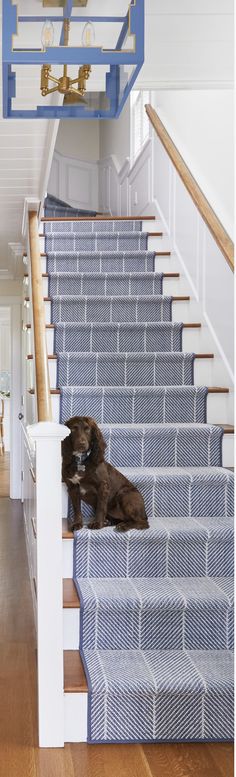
(46, 215, 234, 743)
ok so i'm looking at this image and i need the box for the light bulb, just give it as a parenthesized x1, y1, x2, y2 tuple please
(41, 19, 54, 48)
(82, 22, 95, 47)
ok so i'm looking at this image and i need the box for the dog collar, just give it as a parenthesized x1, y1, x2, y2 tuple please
(73, 450, 91, 472)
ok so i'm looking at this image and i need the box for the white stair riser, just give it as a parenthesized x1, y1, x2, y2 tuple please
(26, 326, 225, 363)
(39, 274, 186, 298)
(64, 694, 87, 743)
(39, 252, 178, 276)
(27, 325, 227, 364)
(25, 298, 199, 328)
(63, 539, 74, 577)
(39, 220, 161, 238)
(50, 391, 233, 426)
(38, 234, 171, 255)
(27, 356, 229, 392)
(63, 609, 80, 650)
(223, 433, 234, 467)
(26, 327, 54, 355)
(45, 358, 218, 391)
(39, 217, 159, 233)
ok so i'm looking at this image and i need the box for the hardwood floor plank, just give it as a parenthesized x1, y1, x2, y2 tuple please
(0, 453, 10, 497)
(206, 743, 234, 777)
(142, 741, 234, 777)
(0, 642, 36, 777)
(71, 743, 152, 777)
(35, 746, 75, 777)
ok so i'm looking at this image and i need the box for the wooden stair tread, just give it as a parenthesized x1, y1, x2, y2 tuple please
(62, 518, 73, 539)
(183, 323, 201, 328)
(29, 387, 230, 396)
(26, 322, 202, 330)
(64, 651, 88, 693)
(63, 579, 80, 609)
(25, 296, 50, 302)
(42, 215, 156, 223)
(37, 246, 171, 258)
(26, 323, 55, 329)
(27, 354, 56, 360)
(25, 295, 189, 302)
(208, 387, 229, 393)
(25, 271, 179, 279)
(23, 251, 46, 257)
(27, 352, 215, 360)
(155, 251, 171, 256)
(29, 388, 60, 395)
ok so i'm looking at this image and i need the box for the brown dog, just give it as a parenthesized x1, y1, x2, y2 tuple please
(62, 416, 149, 532)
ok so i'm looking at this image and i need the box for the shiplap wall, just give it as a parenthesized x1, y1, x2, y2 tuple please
(137, 0, 233, 90)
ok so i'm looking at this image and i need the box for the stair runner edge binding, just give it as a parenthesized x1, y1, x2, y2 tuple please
(45, 199, 234, 744)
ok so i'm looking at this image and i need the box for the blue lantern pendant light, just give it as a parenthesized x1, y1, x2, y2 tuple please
(2, 0, 145, 120)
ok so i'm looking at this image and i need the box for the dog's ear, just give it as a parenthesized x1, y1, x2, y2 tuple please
(64, 417, 78, 431)
(89, 419, 106, 465)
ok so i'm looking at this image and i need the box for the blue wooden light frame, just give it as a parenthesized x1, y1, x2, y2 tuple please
(2, 0, 144, 119)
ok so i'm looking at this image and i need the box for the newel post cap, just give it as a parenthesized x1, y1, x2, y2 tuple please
(27, 421, 70, 442)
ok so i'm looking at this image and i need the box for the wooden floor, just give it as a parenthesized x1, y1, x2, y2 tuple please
(0, 453, 10, 496)
(0, 491, 233, 776)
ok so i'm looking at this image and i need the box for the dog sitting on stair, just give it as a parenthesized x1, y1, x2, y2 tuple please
(62, 415, 149, 532)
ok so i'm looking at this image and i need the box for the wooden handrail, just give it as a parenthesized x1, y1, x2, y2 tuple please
(146, 104, 234, 272)
(28, 211, 52, 421)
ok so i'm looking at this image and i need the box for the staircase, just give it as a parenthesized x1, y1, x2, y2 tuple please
(26, 203, 234, 744)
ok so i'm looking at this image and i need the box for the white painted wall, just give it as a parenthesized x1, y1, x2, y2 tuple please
(151, 90, 234, 238)
(99, 99, 131, 168)
(55, 120, 100, 163)
(48, 120, 100, 211)
(48, 151, 99, 212)
(0, 308, 10, 372)
(0, 307, 10, 452)
(98, 127, 234, 381)
(99, 88, 234, 238)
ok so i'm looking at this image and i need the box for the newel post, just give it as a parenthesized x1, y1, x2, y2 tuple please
(27, 421, 70, 748)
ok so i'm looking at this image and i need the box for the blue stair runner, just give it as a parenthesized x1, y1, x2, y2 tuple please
(45, 214, 234, 744)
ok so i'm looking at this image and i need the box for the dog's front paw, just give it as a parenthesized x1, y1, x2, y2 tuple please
(88, 519, 104, 530)
(115, 522, 127, 532)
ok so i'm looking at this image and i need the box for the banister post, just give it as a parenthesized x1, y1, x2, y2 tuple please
(28, 210, 52, 422)
(27, 421, 70, 748)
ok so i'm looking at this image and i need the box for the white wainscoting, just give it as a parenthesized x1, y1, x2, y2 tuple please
(152, 133, 234, 383)
(98, 141, 154, 219)
(48, 150, 99, 212)
(98, 132, 234, 383)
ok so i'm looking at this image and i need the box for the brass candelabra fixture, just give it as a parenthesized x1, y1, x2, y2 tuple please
(40, 19, 91, 103)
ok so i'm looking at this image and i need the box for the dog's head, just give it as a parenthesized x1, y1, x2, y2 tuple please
(65, 416, 106, 465)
